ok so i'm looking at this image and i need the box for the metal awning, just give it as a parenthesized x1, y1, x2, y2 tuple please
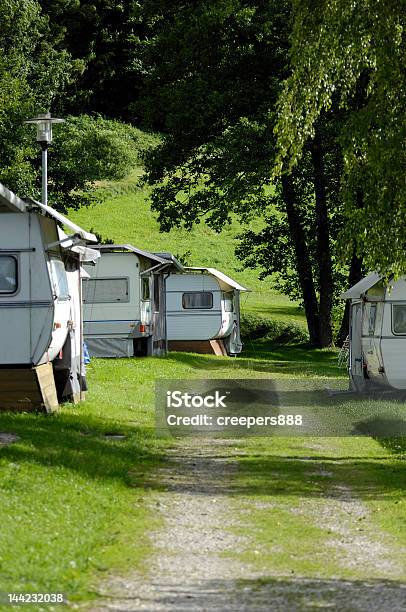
(153, 252, 185, 272)
(0, 182, 96, 243)
(187, 267, 249, 291)
(94, 244, 168, 265)
(32, 200, 97, 243)
(340, 272, 382, 299)
(0, 183, 27, 213)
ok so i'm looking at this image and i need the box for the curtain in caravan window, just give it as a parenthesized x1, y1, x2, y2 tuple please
(83, 278, 129, 303)
(182, 292, 213, 309)
(0, 256, 17, 293)
(392, 305, 406, 334)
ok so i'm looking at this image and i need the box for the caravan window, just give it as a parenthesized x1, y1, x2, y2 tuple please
(154, 275, 160, 311)
(223, 292, 234, 312)
(392, 305, 406, 334)
(83, 277, 129, 303)
(182, 292, 213, 309)
(50, 260, 70, 300)
(141, 278, 150, 300)
(0, 256, 17, 294)
(368, 304, 377, 336)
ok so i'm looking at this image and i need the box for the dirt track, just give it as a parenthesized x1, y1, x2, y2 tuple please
(93, 439, 406, 612)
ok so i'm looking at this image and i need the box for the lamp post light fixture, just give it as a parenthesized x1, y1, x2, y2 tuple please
(24, 112, 65, 206)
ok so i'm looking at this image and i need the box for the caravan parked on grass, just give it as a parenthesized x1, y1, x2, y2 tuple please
(83, 245, 184, 358)
(0, 182, 98, 411)
(163, 264, 248, 355)
(341, 272, 406, 391)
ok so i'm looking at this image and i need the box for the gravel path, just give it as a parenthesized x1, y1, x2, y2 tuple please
(92, 439, 406, 612)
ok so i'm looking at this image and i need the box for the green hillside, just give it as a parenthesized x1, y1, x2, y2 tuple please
(68, 175, 305, 325)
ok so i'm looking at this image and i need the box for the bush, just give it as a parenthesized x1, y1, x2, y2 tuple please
(48, 115, 160, 211)
(240, 312, 308, 345)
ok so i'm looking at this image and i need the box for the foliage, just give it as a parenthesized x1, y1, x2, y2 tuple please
(48, 115, 152, 210)
(274, 0, 406, 274)
(137, 0, 350, 346)
(0, 0, 77, 196)
(40, 0, 145, 119)
(240, 313, 308, 345)
(67, 177, 305, 326)
(236, 140, 348, 306)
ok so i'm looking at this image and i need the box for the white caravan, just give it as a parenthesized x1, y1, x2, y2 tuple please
(341, 272, 406, 391)
(163, 265, 248, 355)
(83, 245, 183, 358)
(0, 183, 98, 411)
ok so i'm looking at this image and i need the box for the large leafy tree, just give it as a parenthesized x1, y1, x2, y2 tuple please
(39, 0, 145, 120)
(0, 0, 75, 195)
(138, 0, 349, 346)
(275, 0, 406, 275)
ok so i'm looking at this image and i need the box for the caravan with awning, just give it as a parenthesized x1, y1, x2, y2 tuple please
(0, 183, 98, 411)
(163, 263, 248, 355)
(341, 272, 406, 391)
(82, 245, 184, 358)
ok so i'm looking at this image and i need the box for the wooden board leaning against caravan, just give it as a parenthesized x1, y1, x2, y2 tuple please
(0, 182, 98, 412)
(341, 272, 406, 391)
(161, 261, 248, 356)
(82, 245, 185, 358)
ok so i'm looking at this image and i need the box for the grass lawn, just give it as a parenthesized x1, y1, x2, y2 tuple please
(1, 343, 406, 606)
(0, 345, 338, 606)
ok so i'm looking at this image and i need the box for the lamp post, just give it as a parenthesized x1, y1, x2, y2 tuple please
(24, 112, 65, 206)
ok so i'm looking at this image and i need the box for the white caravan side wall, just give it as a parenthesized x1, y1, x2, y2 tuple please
(166, 274, 223, 340)
(379, 279, 406, 389)
(0, 213, 55, 366)
(83, 252, 141, 338)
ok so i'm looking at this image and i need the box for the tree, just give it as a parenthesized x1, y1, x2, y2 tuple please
(0, 0, 78, 195)
(138, 0, 349, 346)
(47, 115, 157, 211)
(274, 0, 406, 276)
(39, 0, 145, 120)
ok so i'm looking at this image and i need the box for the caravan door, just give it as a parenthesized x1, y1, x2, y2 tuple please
(349, 302, 364, 389)
(151, 274, 166, 355)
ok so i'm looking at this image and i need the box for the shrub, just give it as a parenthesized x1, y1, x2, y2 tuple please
(240, 312, 308, 345)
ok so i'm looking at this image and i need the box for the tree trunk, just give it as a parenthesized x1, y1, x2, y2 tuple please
(337, 251, 363, 346)
(337, 190, 364, 345)
(281, 174, 320, 346)
(310, 133, 334, 347)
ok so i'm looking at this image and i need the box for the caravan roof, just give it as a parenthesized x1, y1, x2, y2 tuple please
(0, 182, 97, 243)
(95, 244, 169, 265)
(340, 272, 382, 300)
(187, 267, 249, 292)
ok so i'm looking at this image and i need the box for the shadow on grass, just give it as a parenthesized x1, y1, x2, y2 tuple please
(97, 576, 406, 610)
(165, 345, 342, 378)
(0, 410, 165, 487)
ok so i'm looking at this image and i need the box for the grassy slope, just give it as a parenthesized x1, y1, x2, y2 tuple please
(68, 177, 305, 325)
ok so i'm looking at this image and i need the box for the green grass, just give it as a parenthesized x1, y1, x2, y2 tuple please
(2, 349, 406, 605)
(2, 161, 405, 605)
(0, 347, 343, 606)
(230, 434, 406, 580)
(68, 179, 305, 326)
